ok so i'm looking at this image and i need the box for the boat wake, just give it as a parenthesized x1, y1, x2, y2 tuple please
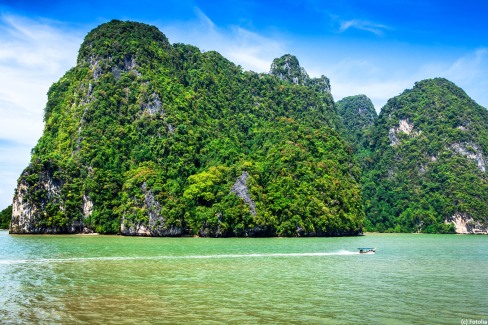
(0, 251, 360, 265)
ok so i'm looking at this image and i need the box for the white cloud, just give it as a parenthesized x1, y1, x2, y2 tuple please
(225, 27, 285, 72)
(0, 14, 83, 142)
(0, 15, 81, 73)
(160, 7, 286, 72)
(339, 19, 389, 36)
(0, 14, 83, 207)
(325, 48, 488, 112)
(0, 142, 32, 207)
(194, 7, 216, 31)
(425, 48, 488, 107)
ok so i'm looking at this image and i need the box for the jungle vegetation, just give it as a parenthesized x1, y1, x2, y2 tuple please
(11, 20, 364, 236)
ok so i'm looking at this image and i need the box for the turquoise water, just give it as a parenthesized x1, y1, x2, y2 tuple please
(0, 231, 486, 324)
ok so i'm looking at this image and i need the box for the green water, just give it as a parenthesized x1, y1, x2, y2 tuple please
(0, 231, 486, 324)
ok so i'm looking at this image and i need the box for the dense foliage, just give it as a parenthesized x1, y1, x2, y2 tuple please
(362, 78, 488, 233)
(11, 20, 364, 236)
(336, 95, 377, 152)
(0, 205, 12, 229)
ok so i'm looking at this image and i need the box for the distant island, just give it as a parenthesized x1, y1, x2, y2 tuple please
(5, 20, 487, 236)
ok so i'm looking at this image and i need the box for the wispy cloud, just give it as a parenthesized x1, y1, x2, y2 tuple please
(323, 58, 410, 111)
(0, 14, 83, 207)
(161, 7, 286, 72)
(339, 19, 390, 36)
(325, 48, 488, 112)
(0, 141, 33, 206)
(417, 48, 488, 107)
(194, 7, 216, 31)
(0, 14, 82, 144)
(444, 48, 487, 83)
(225, 26, 285, 72)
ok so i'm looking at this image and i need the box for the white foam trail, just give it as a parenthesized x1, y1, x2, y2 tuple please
(0, 251, 359, 265)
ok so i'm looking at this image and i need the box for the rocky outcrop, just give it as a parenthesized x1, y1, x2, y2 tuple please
(120, 182, 183, 236)
(11, 182, 38, 234)
(388, 119, 420, 146)
(8, 20, 364, 236)
(364, 78, 488, 233)
(335, 94, 377, 151)
(270, 54, 331, 93)
(270, 54, 309, 85)
(89, 54, 140, 81)
(445, 213, 488, 234)
(308, 75, 331, 94)
(89, 56, 103, 81)
(10, 164, 95, 234)
(10, 170, 63, 234)
(112, 55, 140, 80)
(141, 92, 163, 116)
(82, 194, 93, 219)
(230, 171, 256, 216)
(11, 169, 81, 234)
(450, 142, 486, 172)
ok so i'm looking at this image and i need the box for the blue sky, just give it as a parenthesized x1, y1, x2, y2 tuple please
(0, 0, 487, 208)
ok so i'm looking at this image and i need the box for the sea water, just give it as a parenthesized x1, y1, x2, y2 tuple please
(0, 230, 486, 324)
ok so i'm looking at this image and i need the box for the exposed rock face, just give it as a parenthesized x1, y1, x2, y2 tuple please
(230, 171, 256, 216)
(309, 75, 331, 94)
(82, 194, 93, 218)
(388, 119, 419, 146)
(120, 182, 183, 236)
(89, 55, 140, 81)
(11, 172, 63, 234)
(88, 56, 102, 81)
(445, 213, 488, 234)
(141, 92, 163, 116)
(11, 182, 37, 234)
(450, 142, 486, 172)
(10, 168, 89, 234)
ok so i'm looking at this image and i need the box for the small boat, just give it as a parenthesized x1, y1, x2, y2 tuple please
(358, 247, 376, 254)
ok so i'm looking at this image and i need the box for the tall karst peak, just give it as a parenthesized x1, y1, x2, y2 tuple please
(77, 20, 171, 81)
(270, 54, 309, 85)
(363, 77, 487, 234)
(382, 78, 474, 117)
(78, 20, 170, 63)
(270, 54, 331, 93)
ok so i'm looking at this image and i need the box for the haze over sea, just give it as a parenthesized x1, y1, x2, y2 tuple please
(0, 231, 486, 324)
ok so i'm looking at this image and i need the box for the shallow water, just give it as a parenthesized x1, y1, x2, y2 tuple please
(0, 231, 486, 324)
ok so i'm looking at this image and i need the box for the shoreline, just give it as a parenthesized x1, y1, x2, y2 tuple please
(2, 229, 484, 237)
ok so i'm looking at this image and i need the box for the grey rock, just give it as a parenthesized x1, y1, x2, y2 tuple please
(450, 142, 486, 172)
(120, 182, 183, 236)
(141, 92, 163, 116)
(230, 171, 256, 216)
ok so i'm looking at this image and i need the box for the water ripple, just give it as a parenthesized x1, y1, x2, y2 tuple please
(0, 250, 360, 265)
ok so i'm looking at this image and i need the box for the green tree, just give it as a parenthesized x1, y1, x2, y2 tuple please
(0, 205, 12, 229)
